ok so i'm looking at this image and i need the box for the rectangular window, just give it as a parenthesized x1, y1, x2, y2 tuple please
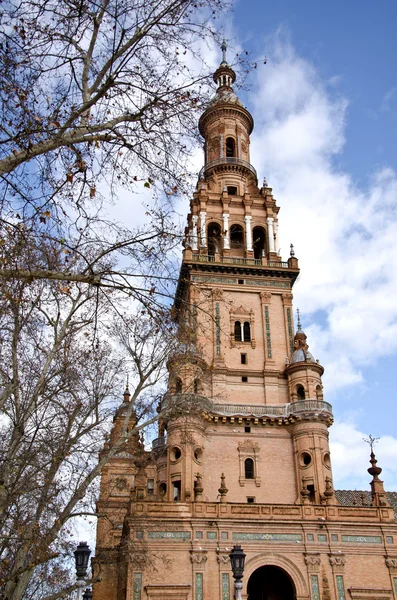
(247, 497, 255, 503)
(195, 573, 203, 600)
(242, 376, 248, 382)
(173, 480, 181, 501)
(147, 479, 154, 495)
(245, 425, 251, 433)
(241, 353, 247, 364)
(238, 279, 244, 285)
(221, 531, 229, 540)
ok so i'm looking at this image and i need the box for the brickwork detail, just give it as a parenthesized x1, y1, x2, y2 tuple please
(195, 573, 203, 600)
(133, 573, 142, 600)
(147, 531, 191, 539)
(264, 306, 272, 358)
(222, 573, 230, 600)
(311, 575, 320, 600)
(335, 575, 346, 600)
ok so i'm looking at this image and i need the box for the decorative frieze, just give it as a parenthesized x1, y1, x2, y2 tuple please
(341, 535, 382, 544)
(286, 307, 294, 355)
(232, 532, 302, 542)
(148, 531, 191, 540)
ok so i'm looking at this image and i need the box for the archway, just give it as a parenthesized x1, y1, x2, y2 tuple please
(247, 565, 296, 600)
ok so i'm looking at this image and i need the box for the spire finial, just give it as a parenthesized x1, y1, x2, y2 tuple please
(123, 375, 130, 401)
(221, 39, 227, 64)
(297, 308, 302, 332)
(290, 243, 295, 257)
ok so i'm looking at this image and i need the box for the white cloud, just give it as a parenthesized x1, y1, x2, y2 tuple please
(249, 31, 397, 394)
(331, 421, 397, 491)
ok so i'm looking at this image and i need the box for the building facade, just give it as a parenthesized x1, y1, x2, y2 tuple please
(93, 47, 397, 600)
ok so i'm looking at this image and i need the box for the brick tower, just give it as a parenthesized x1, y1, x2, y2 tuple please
(93, 44, 397, 600)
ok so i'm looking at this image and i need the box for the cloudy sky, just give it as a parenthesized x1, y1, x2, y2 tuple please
(226, 0, 397, 491)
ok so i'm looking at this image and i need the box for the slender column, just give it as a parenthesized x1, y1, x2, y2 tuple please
(199, 211, 207, 247)
(191, 215, 198, 251)
(267, 217, 275, 252)
(220, 134, 224, 158)
(237, 135, 241, 158)
(222, 213, 230, 249)
(273, 220, 279, 254)
(244, 215, 253, 252)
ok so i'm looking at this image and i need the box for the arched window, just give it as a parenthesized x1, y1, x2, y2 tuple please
(175, 378, 183, 394)
(243, 321, 251, 342)
(253, 226, 266, 260)
(230, 224, 244, 249)
(234, 321, 242, 342)
(245, 458, 255, 479)
(296, 385, 305, 400)
(207, 222, 221, 256)
(226, 137, 236, 157)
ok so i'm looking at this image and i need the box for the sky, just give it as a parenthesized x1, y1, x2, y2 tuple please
(226, 0, 397, 491)
(75, 0, 397, 552)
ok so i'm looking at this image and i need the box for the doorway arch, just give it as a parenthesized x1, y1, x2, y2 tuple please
(243, 553, 308, 600)
(247, 565, 296, 600)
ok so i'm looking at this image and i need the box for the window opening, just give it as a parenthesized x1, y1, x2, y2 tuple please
(243, 321, 251, 342)
(238, 279, 244, 285)
(207, 222, 221, 256)
(244, 425, 251, 433)
(227, 186, 237, 195)
(241, 353, 247, 365)
(226, 137, 236, 157)
(234, 321, 242, 342)
(175, 378, 183, 394)
(173, 480, 181, 501)
(230, 224, 244, 248)
(159, 482, 167, 496)
(296, 385, 305, 400)
(244, 458, 255, 479)
(307, 484, 315, 503)
(147, 479, 155, 495)
(253, 226, 266, 260)
(247, 497, 255, 504)
(242, 376, 248, 383)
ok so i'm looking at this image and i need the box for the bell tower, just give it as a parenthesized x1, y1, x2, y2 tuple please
(166, 43, 335, 507)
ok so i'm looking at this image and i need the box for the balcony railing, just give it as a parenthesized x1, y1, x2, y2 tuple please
(198, 157, 257, 180)
(191, 254, 289, 268)
(211, 399, 333, 419)
(152, 436, 167, 449)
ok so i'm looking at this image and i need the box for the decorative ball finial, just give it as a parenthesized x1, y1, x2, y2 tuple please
(262, 176, 268, 188)
(290, 243, 295, 257)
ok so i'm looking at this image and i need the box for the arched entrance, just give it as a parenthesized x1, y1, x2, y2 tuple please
(247, 565, 296, 600)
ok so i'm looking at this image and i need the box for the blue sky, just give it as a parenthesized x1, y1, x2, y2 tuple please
(225, 0, 397, 490)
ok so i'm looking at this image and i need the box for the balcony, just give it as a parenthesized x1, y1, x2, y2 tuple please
(210, 399, 333, 419)
(152, 436, 167, 450)
(191, 253, 290, 269)
(198, 157, 257, 180)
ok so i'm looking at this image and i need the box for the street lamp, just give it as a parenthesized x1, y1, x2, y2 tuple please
(82, 589, 93, 600)
(74, 541, 91, 600)
(229, 545, 246, 600)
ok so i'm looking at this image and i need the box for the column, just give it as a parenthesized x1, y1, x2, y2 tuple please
(267, 217, 275, 252)
(220, 134, 224, 158)
(191, 215, 198, 251)
(199, 211, 206, 247)
(222, 213, 230, 249)
(237, 135, 241, 158)
(244, 215, 253, 252)
(273, 220, 279, 254)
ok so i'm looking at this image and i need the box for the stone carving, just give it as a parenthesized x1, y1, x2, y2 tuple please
(238, 440, 260, 452)
(212, 288, 223, 300)
(281, 292, 293, 304)
(230, 304, 250, 315)
(305, 554, 321, 567)
(217, 553, 230, 565)
(329, 555, 346, 567)
(190, 552, 208, 565)
(385, 557, 397, 569)
(259, 291, 272, 303)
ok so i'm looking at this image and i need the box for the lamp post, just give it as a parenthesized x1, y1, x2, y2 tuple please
(74, 541, 91, 600)
(229, 545, 246, 600)
(82, 589, 93, 600)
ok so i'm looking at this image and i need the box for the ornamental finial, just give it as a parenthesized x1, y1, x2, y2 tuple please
(221, 39, 227, 64)
(297, 308, 302, 332)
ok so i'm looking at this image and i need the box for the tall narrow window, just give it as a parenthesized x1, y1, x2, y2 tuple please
(230, 224, 244, 249)
(226, 137, 235, 157)
(207, 222, 221, 256)
(253, 226, 266, 259)
(175, 378, 183, 393)
(173, 480, 181, 501)
(243, 321, 251, 342)
(234, 321, 242, 341)
(296, 385, 305, 400)
(244, 458, 255, 479)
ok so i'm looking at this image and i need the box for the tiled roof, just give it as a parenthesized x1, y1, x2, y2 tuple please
(335, 490, 397, 520)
